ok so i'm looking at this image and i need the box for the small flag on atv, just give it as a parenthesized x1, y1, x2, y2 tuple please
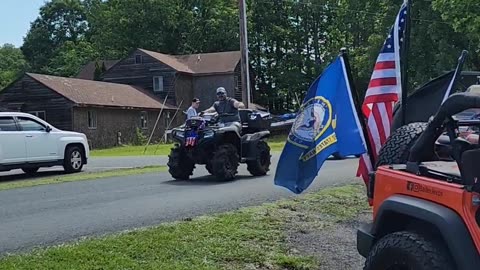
(274, 55, 368, 194)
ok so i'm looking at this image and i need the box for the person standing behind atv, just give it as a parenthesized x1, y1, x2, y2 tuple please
(202, 87, 245, 123)
(186, 98, 200, 119)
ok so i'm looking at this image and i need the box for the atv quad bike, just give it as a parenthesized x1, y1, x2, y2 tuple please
(168, 109, 271, 181)
(357, 91, 480, 270)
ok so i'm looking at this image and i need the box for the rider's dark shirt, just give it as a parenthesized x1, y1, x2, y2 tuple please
(213, 97, 240, 122)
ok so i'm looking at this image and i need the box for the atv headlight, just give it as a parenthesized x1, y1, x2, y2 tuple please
(174, 130, 184, 138)
(204, 130, 214, 138)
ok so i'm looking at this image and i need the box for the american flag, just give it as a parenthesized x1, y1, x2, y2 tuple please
(357, 1, 408, 185)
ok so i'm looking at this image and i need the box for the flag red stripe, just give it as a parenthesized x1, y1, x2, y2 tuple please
(374, 61, 396, 70)
(372, 105, 387, 145)
(386, 101, 393, 124)
(363, 93, 399, 105)
(368, 78, 397, 88)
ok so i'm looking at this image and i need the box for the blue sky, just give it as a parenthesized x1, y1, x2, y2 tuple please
(0, 0, 47, 47)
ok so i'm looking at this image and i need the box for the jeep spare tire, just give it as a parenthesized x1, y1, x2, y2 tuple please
(375, 122, 428, 169)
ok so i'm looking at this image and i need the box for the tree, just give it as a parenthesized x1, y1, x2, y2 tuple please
(43, 39, 98, 77)
(0, 44, 29, 90)
(21, 0, 89, 72)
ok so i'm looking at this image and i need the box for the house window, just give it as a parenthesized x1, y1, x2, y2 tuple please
(140, 111, 148, 129)
(88, 110, 97, 129)
(135, 54, 142, 64)
(153, 76, 164, 92)
(28, 111, 46, 120)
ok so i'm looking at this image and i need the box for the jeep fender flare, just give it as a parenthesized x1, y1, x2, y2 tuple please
(366, 195, 480, 270)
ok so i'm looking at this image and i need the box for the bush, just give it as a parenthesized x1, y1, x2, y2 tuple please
(133, 127, 148, 146)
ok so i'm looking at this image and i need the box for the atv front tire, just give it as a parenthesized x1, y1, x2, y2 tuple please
(247, 141, 271, 176)
(167, 146, 195, 180)
(205, 162, 214, 175)
(364, 231, 454, 270)
(211, 144, 239, 180)
(376, 122, 429, 169)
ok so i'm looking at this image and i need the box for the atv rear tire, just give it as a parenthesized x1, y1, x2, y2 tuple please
(247, 141, 271, 176)
(211, 144, 239, 180)
(364, 231, 454, 270)
(376, 122, 429, 169)
(167, 146, 195, 180)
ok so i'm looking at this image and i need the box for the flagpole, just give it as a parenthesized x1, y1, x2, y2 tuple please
(441, 50, 468, 104)
(401, 0, 412, 126)
(340, 48, 376, 168)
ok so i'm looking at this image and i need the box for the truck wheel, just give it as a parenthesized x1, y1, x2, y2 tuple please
(247, 141, 271, 176)
(376, 122, 429, 169)
(364, 231, 454, 270)
(167, 146, 194, 180)
(63, 145, 84, 173)
(22, 167, 39, 175)
(211, 144, 239, 180)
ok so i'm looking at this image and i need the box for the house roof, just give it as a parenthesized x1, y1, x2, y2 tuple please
(27, 73, 175, 110)
(139, 49, 241, 75)
(76, 60, 119, 80)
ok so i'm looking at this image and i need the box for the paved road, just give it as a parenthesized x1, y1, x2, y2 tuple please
(0, 155, 361, 255)
(0, 156, 168, 179)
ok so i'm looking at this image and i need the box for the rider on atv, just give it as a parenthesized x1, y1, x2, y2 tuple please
(201, 87, 245, 123)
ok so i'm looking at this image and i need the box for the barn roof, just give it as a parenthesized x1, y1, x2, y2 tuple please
(76, 60, 119, 80)
(27, 73, 174, 110)
(139, 49, 241, 75)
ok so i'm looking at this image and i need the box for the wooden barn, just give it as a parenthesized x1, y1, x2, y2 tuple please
(101, 48, 253, 111)
(0, 73, 179, 149)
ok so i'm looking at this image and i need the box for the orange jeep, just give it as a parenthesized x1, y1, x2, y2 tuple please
(357, 92, 480, 269)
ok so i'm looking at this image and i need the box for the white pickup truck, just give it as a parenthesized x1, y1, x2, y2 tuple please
(0, 112, 90, 174)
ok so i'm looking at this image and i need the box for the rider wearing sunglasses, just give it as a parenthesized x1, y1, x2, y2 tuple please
(202, 87, 245, 123)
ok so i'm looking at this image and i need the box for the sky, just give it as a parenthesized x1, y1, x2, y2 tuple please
(0, 0, 47, 47)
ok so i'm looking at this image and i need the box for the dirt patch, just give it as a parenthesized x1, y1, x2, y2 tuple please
(287, 211, 372, 270)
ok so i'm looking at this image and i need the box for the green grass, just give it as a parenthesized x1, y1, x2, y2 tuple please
(0, 166, 166, 191)
(91, 135, 288, 157)
(0, 184, 369, 270)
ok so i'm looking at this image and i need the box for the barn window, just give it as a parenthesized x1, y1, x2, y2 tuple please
(140, 111, 148, 129)
(88, 110, 97, 129)
(153, 76, 164, 92)
(28, 111, 46, 121)
(135, 54, 142, 64)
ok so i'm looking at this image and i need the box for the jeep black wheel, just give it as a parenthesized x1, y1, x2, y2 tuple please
(376, 122, 430, 169)
(247, 141, 271, 176)
(22, 167, 39, 175)
(63, 145, 84, 173)
(167, 146, 195, 180)
(211, 144, 239, 180)
(364, 231, 454, 270)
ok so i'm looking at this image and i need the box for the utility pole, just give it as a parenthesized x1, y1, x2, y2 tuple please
(239, 0, 251, 108)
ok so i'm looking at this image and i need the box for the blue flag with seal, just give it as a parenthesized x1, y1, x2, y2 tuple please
(274, 55, 367, 194)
